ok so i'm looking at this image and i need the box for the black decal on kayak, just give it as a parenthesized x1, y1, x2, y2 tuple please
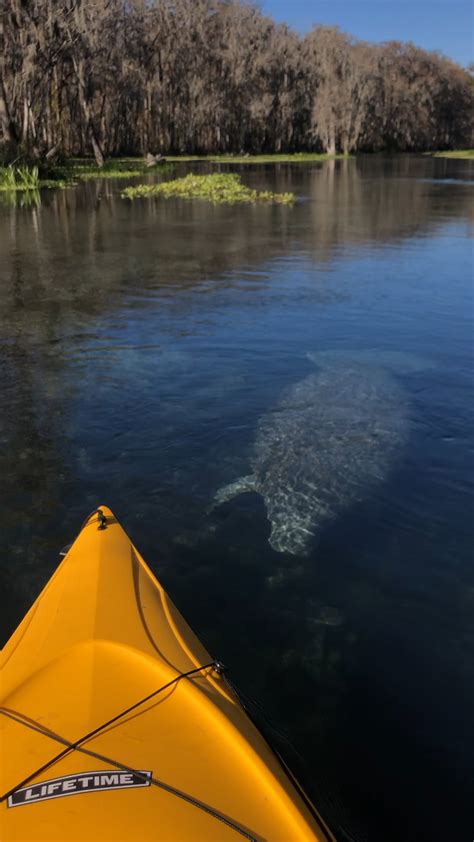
(8, 770, 152, 807)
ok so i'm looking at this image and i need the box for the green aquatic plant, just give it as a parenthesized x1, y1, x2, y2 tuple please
(60, 159, 176, 180)
(120, 152, 346, 163)
(121, 173, 295, 204)
(432, 149, 474, 159)
(0, 164, 71, 195)
(37, 179, 70, 189)
(76, 167, 143, 180)
(1, 158, 176, 193)
(0, 164, 40, 191)
(186, 152, 347, 164)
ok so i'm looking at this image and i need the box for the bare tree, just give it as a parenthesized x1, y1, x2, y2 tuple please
(1, 0, 472, 161)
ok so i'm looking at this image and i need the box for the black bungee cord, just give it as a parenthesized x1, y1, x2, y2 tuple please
(0, 661, 216, 800)
(0, 661, 258, 842)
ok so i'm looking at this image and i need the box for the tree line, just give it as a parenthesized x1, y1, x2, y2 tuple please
(1, 0, 472, 164)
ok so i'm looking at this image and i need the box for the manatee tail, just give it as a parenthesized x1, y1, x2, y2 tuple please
(211, 474, 257, 509)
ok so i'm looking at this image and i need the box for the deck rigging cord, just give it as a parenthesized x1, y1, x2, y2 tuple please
(0, 662, 258, 842)
(0, 708, 257, 841)
(0, 661, 216, 799)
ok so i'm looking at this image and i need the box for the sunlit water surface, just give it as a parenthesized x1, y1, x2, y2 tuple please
(0, 156, 473, 842)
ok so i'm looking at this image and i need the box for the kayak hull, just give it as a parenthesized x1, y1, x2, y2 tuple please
(0, 507, 334, 841)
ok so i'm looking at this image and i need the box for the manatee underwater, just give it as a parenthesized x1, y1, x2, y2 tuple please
(213, 351, 422, 556)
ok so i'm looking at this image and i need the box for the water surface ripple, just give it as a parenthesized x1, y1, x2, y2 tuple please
(0, 155, 473, 842)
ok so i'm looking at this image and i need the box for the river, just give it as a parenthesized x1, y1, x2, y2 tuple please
(0, 155, 472, 841)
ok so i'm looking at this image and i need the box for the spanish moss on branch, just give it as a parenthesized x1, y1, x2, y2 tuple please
(0, 0, 472, 165)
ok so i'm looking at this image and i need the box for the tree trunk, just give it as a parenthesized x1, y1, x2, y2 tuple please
(74, 57, 105, 166)
(21, 97, 29, 145)
(89, 129, 105, 167)
(0, 80, 14, 143)
(326, 133, 336, 155)
(0, 14, 16, 144)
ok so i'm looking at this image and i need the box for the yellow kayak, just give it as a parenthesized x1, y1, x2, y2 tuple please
(0, 506, 335, 841)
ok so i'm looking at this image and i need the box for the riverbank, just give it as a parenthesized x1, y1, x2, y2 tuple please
(165, 152, 347, 163)
(64, 152, 346, 176)
(0, 153, 344, 193)
(431, 149, 474, 159)
(2, 151, 471, 198)
(0, 164, 69, 192)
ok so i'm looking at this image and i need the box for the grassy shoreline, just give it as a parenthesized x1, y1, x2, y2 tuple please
(0, 164, 69, 192)
(2, 150, 471, 198)
(431, 150, 474, 159)
(0, 159, 174, 191)
(164, 152, 347, 163)
(0, 179, 68, 191)
(0, 153, 343, 194)
(58, 152, 346, 179)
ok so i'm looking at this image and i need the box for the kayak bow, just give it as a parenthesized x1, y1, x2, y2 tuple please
(0, 506, 334, 841)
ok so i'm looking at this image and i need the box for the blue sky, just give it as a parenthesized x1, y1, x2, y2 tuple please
(261, 0, 473, 67)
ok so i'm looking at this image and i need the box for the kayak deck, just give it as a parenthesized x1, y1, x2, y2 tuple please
(0, 507, 334, 841)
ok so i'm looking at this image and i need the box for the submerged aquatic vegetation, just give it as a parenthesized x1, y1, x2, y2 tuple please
(121, 173, 295, 204)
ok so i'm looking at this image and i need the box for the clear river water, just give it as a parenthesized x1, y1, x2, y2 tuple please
(0, 156, 473, 841)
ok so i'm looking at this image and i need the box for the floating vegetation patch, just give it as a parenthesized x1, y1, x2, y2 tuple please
(121, 173, 295, 204)
(78, 168, 143, 179)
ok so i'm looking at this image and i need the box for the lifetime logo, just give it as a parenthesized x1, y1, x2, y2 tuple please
(8, 770, 152, 807)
